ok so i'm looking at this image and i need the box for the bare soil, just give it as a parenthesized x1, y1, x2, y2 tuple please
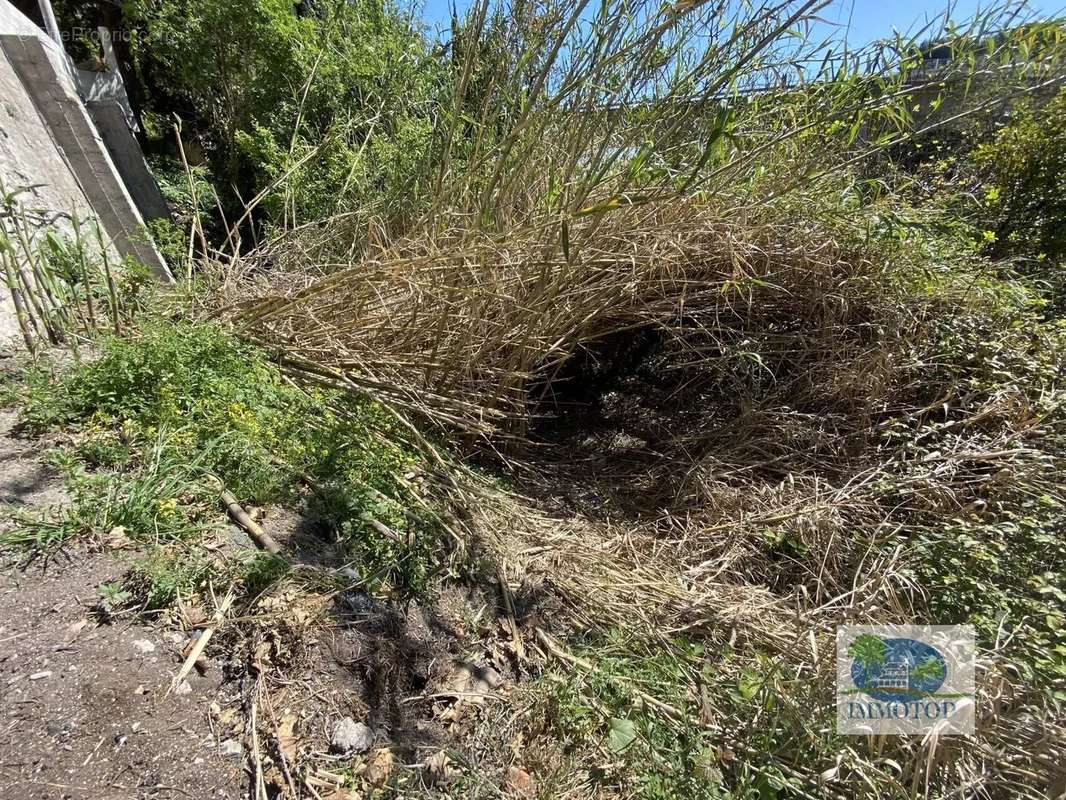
(0, 407, 531, 798)
(0, 409, 240, 799)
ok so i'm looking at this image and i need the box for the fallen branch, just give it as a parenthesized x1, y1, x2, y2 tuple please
(499, 564, 526, 661)
(221, 489, 282, 554)
(170, 587, 235, 694)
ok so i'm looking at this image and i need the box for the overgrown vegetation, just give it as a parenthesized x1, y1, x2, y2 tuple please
(1, 183, 152, 353)
(4, 321, 450, 604)
(4, 0, 1066, 797)
(54, 0, 443, 237)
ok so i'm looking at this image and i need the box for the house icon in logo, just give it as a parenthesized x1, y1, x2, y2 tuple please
(870, 661, 909, 691)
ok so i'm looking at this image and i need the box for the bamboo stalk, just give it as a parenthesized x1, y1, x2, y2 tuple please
(1, 248, 36, 354)
(15, 263, 59, 345)
(168, 588, 234, 694)
(71, 213, 98, 334)
(220, 488, 282, 554)
(92, 222, 123, 336)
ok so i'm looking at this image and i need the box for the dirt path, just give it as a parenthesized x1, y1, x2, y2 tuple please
(0, 410, 239, 799)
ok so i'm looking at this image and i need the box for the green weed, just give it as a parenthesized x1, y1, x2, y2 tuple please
(1, 429, 215, 553)
(12, 321, 445, 596)
(96, 581, 133, 619)
(239, 552, 292, 599)
(529, 631, 853, 799)
(887, 303, 1066, 689)
(540, 631, 731, 799)
(124, 546, 213, 611)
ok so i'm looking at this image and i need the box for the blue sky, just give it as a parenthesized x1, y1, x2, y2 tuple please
(416, 0, 1065, 48)
(806, 0, 1064, 48)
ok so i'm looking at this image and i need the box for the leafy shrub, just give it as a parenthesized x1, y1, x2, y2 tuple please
(545, 631, 725, 799)
(973, 87, 1066, 305)
(23, 322, 303, 499)
(143, 218, 187, 274)
(113, 0, 443, 228)
(883, 295, 1066, 689)
(125, 546, 212, 610)
(912, 510, 1066, 687)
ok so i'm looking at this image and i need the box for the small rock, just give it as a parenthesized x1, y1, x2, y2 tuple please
(132, 639, 156, 654)
(330, 717, 373, 754)
(173, 680, 193, 695)
(66, 619, 89, 638)
(219, 738, 243, 759)
(104, 526, 131, 549)
(424, 750, 454, 786)
(29, 671, 52, 681)
(341, 590, 379, 615)
(366, 748, 394, 786)
(447, 660, 504, 701)
(506, 766, 534, 795)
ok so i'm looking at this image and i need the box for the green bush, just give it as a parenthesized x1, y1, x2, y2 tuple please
(114, 0, 443, 228)
(545, 631, 725, 799)
(884, 296, 1066, 690)
(23, 322, 306, 500)
(973, 87, 1066, 305)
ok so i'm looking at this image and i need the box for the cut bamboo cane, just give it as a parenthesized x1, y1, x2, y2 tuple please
(169, 587, 234, 694)
(93, 223, 122, 336)
(72, 214, 98, 334)
(220, 489, 282, 554)
(15, 265, 60, 345)
(2, 251, 37, 354)
(498, 564, 526, 660)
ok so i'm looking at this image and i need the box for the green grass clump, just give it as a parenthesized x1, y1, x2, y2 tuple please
(124, 546, 213, 611)
(3, 430, 214, 552)
(20, 321, 304, 502)
(8, 320, 444, 596)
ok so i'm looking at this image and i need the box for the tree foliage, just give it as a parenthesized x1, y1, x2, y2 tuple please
(975, 86, 1066, 264)
(52, 0, 445, 230)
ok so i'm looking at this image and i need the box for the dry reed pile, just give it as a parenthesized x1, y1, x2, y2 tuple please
(209, 2, 1066, 794)
(234, 199, 903, 435)
(219, 189, 1066, 796)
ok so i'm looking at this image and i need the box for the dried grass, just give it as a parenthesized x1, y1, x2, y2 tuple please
(195, 3, 1066, 795)
(233, 199, 902, 435)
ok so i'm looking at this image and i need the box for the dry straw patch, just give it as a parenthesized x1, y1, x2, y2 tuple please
(218, 196, 1065, 795)
(234, 200, 902, 437)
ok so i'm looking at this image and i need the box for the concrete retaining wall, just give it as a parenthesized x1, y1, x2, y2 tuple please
(0, 0, 170, 346)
